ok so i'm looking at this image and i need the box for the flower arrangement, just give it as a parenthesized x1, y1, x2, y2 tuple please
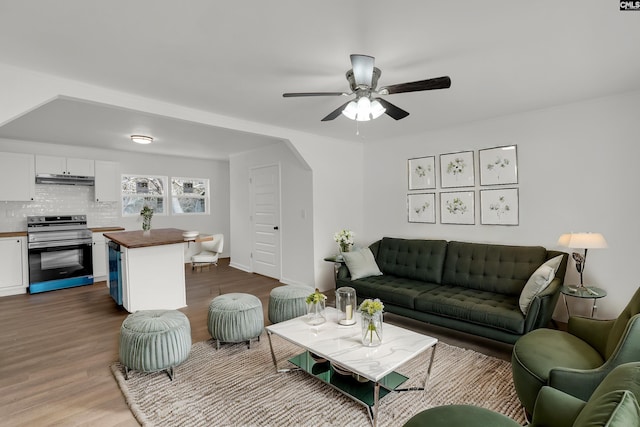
(305, 288, 327, 305)
(359, 298, 384, 346)
(140, 205, 154, 231)
(334, 229, 354, 252)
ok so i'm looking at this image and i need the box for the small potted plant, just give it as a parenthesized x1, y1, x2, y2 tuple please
(140, 205, 154, 234)
(305, 288, 327, 325)
(359, 298, 384, 346)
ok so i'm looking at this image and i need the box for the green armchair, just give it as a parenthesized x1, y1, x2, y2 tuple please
(403, 362, 640, 427)
(511, 286, 640, 415)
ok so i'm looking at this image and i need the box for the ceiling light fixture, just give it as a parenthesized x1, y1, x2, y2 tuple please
(341, 96, 386, 122)
(131, 135, 153, 145)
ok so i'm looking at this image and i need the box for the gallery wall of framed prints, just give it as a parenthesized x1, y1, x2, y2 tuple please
(406, 144, 519, 226)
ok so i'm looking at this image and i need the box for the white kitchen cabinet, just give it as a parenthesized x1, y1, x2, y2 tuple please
(35, 155, 95, 176)
(92, 232, 107, 280)
(0, 236, 28, 296)
(0, 152, 35, 201)
(94, 160, 120, 202)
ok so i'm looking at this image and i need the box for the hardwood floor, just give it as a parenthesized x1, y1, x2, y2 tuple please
(0, 259, 512, 426)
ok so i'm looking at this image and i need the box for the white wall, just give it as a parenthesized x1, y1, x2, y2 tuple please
(0, 137, 231, 259)
(363, 90, 640, 321)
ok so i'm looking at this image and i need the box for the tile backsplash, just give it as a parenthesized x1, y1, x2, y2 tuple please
(0, 184, 119, 231)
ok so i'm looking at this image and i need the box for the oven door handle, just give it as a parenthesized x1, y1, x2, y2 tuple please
(28, 239, 93, 249)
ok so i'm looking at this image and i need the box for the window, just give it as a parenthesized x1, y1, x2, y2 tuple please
(121, 175, 167, 216)
(171, 177, 209, 215)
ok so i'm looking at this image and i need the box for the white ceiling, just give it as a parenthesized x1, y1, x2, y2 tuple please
(0, 1, 638, 160)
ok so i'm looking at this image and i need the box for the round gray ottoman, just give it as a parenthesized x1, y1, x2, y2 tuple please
(207, 293, 264, 349)
(268, 285, 309, 324)
(119, 310, 192, 381)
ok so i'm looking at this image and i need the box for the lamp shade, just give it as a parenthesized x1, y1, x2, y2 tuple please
(557, 232, 608, 249)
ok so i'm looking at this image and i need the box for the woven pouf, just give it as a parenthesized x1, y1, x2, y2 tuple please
(268, 285, 309, 324)
(207, 293, 264, 349)
(119, 310, 192, 381)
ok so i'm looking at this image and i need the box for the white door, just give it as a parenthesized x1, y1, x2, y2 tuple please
(250, 165, 281, 279)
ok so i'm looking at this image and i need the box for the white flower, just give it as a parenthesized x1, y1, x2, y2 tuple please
(333, 229, 354, 245)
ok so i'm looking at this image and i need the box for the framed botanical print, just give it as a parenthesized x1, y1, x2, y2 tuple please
(408, 156, 436, 190)
(440, 151, 475, 188)
(480, 188, 519, 225)
(479, 145, 518, 186)
(408, 193, 436, 223)
(440, 191, 475, 225)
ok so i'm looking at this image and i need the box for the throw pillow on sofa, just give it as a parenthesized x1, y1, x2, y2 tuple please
(519, 255, 564, 315)
(342, 247, 383, 280)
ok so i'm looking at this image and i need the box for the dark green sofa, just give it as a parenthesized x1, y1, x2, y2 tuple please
(336, 237, 568, 344)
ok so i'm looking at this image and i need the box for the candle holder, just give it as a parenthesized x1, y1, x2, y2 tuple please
(335, 287, 357, 326)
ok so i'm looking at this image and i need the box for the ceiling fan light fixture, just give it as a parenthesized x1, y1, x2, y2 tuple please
(370, 99, 386, 119)
(341, 100, 358, 120)
(355, 97, 372, 121)
(131, 135, 153, 145)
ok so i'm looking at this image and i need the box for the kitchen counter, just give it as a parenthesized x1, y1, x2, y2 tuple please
(0, 231, 27, 238)
(90, 226, 125, 233)
(103, 228, 187, 248)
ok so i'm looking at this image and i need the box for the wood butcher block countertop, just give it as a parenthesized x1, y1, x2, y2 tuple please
(103, 228, 189, 249)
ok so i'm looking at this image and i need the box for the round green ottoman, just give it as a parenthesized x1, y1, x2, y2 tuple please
(268, 285, 309, 324)
(119, 310, 192, 381)
(403, 405, 520, 427)
(208, 293, 264, 349)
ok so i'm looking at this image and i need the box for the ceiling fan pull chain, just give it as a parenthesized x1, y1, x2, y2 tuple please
(356, 120, 360, 136)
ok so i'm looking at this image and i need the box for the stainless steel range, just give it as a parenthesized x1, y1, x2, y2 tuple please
(27, 214, 93, 294)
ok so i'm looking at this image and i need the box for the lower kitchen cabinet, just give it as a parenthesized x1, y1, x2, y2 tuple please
(92, 232, 107, 281)
(0, 236, 28, 296)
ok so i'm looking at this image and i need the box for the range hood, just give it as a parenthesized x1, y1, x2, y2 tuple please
(35, 173, 95, 186)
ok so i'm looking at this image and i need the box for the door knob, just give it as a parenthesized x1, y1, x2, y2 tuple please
(273, 226, 279, 230)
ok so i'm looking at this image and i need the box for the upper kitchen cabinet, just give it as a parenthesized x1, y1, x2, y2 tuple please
(94, 160, 120, 202)
(0, 152, 35, 201)
(36, 155, 95, 176)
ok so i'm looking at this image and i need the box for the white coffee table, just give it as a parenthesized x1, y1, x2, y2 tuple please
(265, 307, 438, 426)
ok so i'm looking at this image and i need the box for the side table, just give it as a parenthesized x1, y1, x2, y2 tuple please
(561, 286, 607, 318)
(323, 255, 345, 285)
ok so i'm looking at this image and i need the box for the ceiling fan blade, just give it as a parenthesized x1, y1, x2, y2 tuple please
(350, 54, 375, 87)
(376, 98, 410, 120)
(379, 76, 451, 95)
(321, 100, 353, 122)
(283, 92, 346, 97)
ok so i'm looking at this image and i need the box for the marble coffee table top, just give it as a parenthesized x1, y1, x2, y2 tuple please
(266, 307, 438, 382)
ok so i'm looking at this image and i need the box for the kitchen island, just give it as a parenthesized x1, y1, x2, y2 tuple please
(103, 228, 188, 313)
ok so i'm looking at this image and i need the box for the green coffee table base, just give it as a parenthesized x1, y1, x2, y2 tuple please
(288, 351, 409, 422)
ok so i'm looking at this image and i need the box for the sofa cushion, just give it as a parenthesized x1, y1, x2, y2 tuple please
(441, 241, 547, 296)
(344, 275, 440, 309)
(519, 255, 564, 315)
(376, 237, 447, 283)
(341, 247, 383, 280)
(573, 390, 640, 427)
(414, 286, 525, 333)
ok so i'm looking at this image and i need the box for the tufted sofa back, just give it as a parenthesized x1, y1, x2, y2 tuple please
(374, 237, 448, 283)
(441, 241, 547, 296)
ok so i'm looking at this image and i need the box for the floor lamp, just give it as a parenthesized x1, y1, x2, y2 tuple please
(557, 232, 608, 295)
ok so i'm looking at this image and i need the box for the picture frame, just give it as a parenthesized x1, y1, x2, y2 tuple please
(480, 188, 519, 225)
(440, 151, 475, 188)
(408, 193, 436, 223)
(408, 156, 436, 190)
(479, 145, 518, 186)
(440, 191, 475, 225)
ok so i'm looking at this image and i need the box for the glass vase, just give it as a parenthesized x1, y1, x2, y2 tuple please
(361, 312, 383, 346)
(307, 300, 326, 325)
(339, 243, 351, 253)
(142, 216, 152, 232)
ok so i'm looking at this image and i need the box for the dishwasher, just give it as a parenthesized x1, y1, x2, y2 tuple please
(107, 240, 122, 305)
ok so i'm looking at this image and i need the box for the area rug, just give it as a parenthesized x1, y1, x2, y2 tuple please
(111, 334, 525, 426)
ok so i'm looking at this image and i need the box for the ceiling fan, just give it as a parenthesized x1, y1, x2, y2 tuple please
(283, 54, 451, 122)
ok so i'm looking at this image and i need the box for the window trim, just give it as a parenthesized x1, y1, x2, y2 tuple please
(170, 176, 210, 216)
(121, 174, 169, 217)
